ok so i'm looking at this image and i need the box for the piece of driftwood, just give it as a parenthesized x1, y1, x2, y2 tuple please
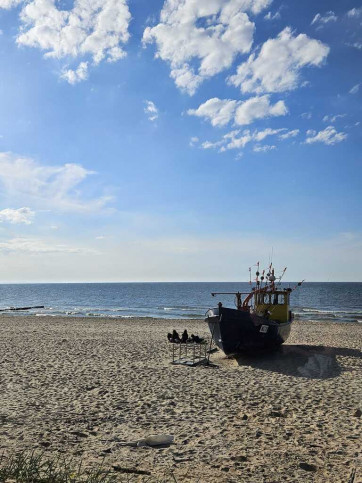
(0, 305, 45, 312)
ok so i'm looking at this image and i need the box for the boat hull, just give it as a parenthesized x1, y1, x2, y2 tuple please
(205, 306, 291, 356)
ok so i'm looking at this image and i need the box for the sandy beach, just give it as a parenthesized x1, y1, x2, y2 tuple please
(0, 316, 361, 482)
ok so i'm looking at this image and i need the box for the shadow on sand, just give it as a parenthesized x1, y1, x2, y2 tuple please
(235, 345, 362, 379)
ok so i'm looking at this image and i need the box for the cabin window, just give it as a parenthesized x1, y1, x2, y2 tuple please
(271, 294, 285, 305)
(264, 294, 271, 304)
(277, 294, 285, 305)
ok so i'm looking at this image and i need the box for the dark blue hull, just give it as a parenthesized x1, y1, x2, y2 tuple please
(205, 306, 291, 356)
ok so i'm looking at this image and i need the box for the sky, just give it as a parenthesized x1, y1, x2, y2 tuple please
(0, 0, 361, 282)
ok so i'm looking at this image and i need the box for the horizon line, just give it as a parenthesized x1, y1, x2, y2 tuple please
(0, 280, 361, 284)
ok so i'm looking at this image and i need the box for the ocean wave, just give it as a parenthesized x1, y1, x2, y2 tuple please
(300, 308, 362, 315)
(1, 302, 360, 322)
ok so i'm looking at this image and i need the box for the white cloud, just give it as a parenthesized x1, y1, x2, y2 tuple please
(305, 126, 347, 145)
(200, 126, 297, 152)
(253, 144, 275, 152)
(235, 95, 287, 125)
(187, 98, 238, 127)
(188, 95, 287, 127)
(143, 0, 271, 95)
(0, 0, 23, 8)
(201, 139, 224, 150)
(347, 42, 362, 50)
(347, 7, 362, 18)
(301, 112, 312, 119)
(350, 83, 360, 94)
(206, 130, 251, 151)
(322, 114, 346, 123)
(61, 61, 88, 85)
(0, 152, 112, 213)
(279, 129, 299, 140)
(189, 136, 199, 147)
(264, 11, 281, 21)
(311, 11, 337, 26)
(144, 100, 159, 121)
(4, 0, 131, 82)
(229, 27, 329, 94)
(0, 237, 94, 254)
(253, 127, 284, 141)
(0, 207, 35, 224)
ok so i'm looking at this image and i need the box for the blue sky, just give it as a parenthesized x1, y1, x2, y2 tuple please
(0, 0, 361, 282)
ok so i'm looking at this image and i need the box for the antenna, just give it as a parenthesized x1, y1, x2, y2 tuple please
(276, 267, 287, 285)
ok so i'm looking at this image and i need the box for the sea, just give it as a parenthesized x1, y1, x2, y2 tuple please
(0, 282, 361, 324)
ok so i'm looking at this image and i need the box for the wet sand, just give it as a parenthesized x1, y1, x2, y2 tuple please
(0, 316, 361, 482)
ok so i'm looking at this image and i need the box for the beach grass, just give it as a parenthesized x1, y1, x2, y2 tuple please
(0, 451, 117, 482)
(0, 451, 187, 483)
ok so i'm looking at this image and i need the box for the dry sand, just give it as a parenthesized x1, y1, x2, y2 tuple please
(0, 316, 361, 482)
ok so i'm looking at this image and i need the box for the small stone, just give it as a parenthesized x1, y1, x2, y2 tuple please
(353, 409, 361, 418)
(269, 411, 283, 418)
(221, 467, 230, 472)
(71, 431, 88, 438)
(299, 462, 317, 472)
(39, 441, 51, 448)
(235, 455, 248, 462)
(241, 414, 248, 420)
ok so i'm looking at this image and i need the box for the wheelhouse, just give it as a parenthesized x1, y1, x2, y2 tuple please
(254, 290, 291, 323)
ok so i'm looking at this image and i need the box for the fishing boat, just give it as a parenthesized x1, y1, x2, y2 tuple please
(205, 264, 303, 355)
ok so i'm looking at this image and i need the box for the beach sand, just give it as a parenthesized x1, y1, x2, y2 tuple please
(0, 316, 361, 482)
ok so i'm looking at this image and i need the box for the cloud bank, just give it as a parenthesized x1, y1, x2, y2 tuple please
(143, 0, 271, 94)
(306, 126, 347, 145)
(188, 95, 287, 127)
(0, 0, 131, 83)
(229, 27, 329, 94)
(0, 207, 35, 224)
(0, 152, 112, 213)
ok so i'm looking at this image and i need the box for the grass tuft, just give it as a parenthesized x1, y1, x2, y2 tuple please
(0, 452, 187, 482)
(0, 452, 117, 483)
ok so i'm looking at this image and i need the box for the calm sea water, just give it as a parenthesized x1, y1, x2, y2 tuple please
(0, 282, 361, 323)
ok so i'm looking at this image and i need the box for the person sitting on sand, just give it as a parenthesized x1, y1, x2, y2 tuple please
(190, 334, 204, 344)
(172, 329, 181, 343)
(181, 329, 189, 343)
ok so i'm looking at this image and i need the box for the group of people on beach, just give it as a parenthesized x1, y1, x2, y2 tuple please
(167, 329, 204, 344)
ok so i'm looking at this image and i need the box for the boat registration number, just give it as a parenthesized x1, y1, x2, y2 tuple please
(260, 325, 269, 333)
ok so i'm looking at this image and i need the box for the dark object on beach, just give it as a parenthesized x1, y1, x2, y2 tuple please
(0, 305, 45, 312)
(172, 329, 181, 343)
(190, 334, 204, 344)
(205, 263, 304, 356)
(181, 329, 189, 343)
(167, 329, 181, 343)
(299, 462, 317, 472)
